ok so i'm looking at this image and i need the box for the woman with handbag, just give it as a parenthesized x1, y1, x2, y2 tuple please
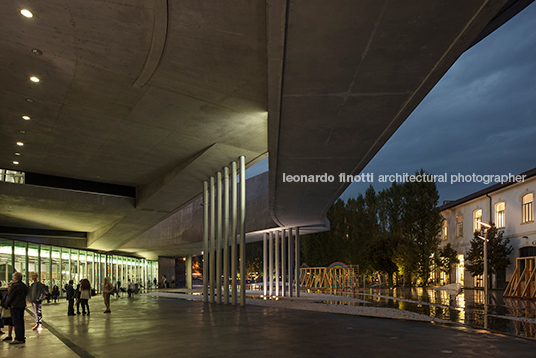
(78, 279, 91, 315)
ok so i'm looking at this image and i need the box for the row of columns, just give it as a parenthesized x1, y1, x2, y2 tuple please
(263, 228, 300, 298)
(202, 156, 246, 306)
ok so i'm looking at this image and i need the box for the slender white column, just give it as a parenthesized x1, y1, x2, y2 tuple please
(216, 171, 222, 304)
(295, 227, 300, 297)
(239, 156, 246, 306)
(275, 230, 280, 296)
(263, 232, 268, 297)
(288, 227, 293, 297)
(223, 166, 230, 305)
(269, 231, 273, 297)
(186, 255, 192, 290)
(281, 229, 286, 297)
(209, 176, 215, 303)
(231, 161, 238, 305)
(203, 181, 209, 302)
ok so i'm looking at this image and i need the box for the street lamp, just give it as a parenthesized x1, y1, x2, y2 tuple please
(477, 221, 491, 306)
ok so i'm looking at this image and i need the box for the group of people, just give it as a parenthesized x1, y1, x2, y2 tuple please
(0, 272, 49, 345)
(0, 272, 116, 345)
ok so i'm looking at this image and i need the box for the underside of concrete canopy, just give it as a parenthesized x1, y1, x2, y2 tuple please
(0, 0, 532, 259)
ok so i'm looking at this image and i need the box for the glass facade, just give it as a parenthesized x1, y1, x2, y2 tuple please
(0, 237, 158, 296)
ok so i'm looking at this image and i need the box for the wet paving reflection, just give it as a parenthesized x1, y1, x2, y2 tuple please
(310, 287, 536, 339)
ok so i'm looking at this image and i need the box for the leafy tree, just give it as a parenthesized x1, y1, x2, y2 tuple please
(402, 169, 443, 285)
(369, 235, 399, 286)
(301, 199, 346, 267)
(465, 224, 513, 287)
(301, 169, 442, 287)
(346, 191, 375, 270)
(393, 237, 419, 285)
(435, 243, 459, 283)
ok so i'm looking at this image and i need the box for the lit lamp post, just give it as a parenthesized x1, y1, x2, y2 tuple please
(477, 221, 492, 306)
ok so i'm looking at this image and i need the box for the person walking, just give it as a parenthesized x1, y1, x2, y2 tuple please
(127, 280, 135, 297)
(66, 280, 76, 316)
(102, 277, 114, 313)
(116, 280, 121, 298)
(78, 279, 91, 315)
(28, 272, 48, 330)
(5, 272, 28, 345)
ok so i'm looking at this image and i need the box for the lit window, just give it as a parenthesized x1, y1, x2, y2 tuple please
(442, 220, 447, 240)
(522, 193, 533, 223)
(495, 202, 505, 228)
(456, 216, 463, 238)
(0, 169, 25, 184)
(474, 209, 482, 232)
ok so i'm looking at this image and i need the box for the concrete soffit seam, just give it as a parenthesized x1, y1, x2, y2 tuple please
(135, 144, 215, 208)
(87, 217, 126, 247)
(267, 0, 288, 228)
(132, 0, 168, 88)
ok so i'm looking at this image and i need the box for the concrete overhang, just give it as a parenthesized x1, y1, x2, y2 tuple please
(268, 0, 519, 228)
(0, 0, 531, 257)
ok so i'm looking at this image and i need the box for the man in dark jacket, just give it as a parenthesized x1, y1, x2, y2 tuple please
(66, 280, 76, 316)
(5, 272, 28, 345)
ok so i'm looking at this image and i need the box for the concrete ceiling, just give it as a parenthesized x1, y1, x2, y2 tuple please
(0, 0, 268, 254)
(0, 0, 531, 259)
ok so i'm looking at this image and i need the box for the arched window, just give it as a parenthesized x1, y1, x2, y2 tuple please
(522, 193, 533, 223)
(456, 215, 463, 238)
(495, 202, 505, 228)
(442, 220, 447, 240)
(473, 209, 482, 232)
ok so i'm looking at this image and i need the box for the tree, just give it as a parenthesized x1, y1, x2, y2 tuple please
(301, 199, 347, 267)
(465, 224, 513, 288)
(435, 243, 459, 283)
(300, 169, 443, 287)
(402, 169, 443, 285)
(393, 237, 419, 285)
(369, 235, 399, 286)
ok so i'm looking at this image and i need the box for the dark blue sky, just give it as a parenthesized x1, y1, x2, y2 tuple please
(248, 3, 536, 205)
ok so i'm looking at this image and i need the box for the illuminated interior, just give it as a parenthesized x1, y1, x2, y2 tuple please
(0, 237, 158, 294)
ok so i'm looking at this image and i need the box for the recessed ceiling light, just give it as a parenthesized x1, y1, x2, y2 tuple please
(13, 161, 20, 165)
(26, 98, 34, 103)
(22, 115, 30, 120)
(16, 142, 24, 146)
(20, 9, 33, 18)
(20, 130, 26, 134)
(31, 48, 43, 56)
(15, 152, 21, 156)
(30, 76, 40, 83)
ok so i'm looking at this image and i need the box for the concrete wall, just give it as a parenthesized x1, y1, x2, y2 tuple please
(120, 172, 281, 257)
